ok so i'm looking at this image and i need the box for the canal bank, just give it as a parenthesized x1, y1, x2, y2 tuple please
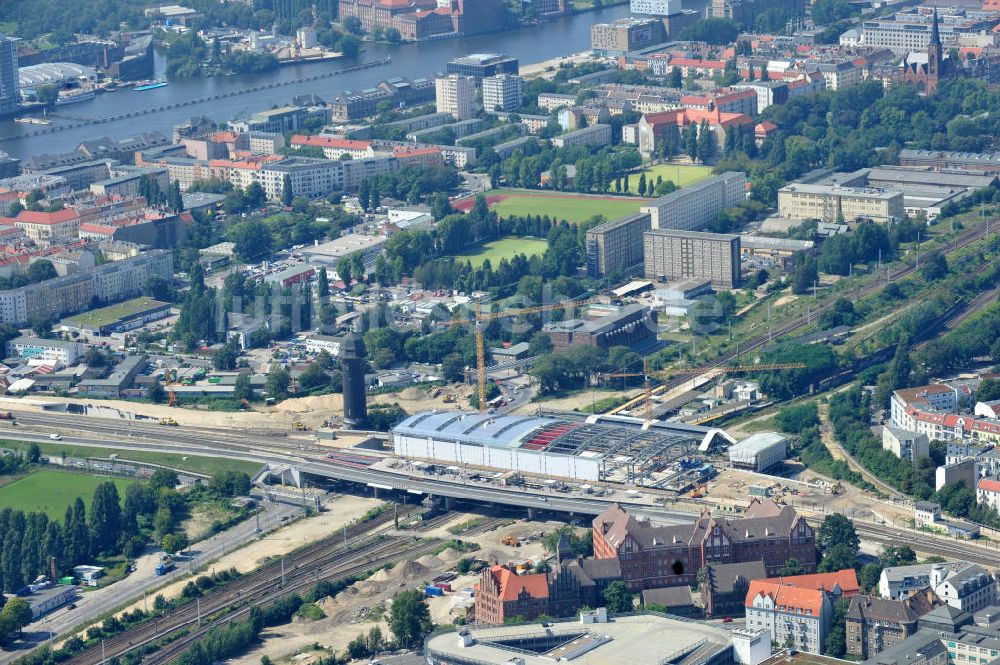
(0, 4, 630, 161)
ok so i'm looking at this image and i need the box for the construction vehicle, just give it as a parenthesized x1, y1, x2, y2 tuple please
(293, 421, 307, 431)
(158, 417, 178, 426)
(442, 393, 456, 403)
(500, 534, 521, 547)
(441, 299, 604, 414)
(600, 360, 807, 420)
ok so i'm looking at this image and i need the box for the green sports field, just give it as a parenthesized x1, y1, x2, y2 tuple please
(484, 191, 647, 223)
(623, 164, 713, 193)
(0, 470, 134, 519)
(454, 237, 549, 268)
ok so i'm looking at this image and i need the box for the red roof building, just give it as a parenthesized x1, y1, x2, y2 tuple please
(474, 564, 550, 624)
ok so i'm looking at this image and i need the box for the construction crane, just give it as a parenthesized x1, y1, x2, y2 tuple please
(601, 361, 807, 420)
(442, 299, 604, 414)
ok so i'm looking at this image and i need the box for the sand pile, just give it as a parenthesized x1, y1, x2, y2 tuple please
(369, 568, 392, 582)
(393, 560, 429, 580)
(399, 387, 428, 400)
(415, 554, 443, 568)
(437, 548, 464, 563)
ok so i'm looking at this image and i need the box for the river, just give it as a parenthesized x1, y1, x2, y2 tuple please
(0, 5, 630, 161)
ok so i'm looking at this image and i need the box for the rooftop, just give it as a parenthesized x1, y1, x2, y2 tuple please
(424, 613, 732, 665)
(62, 298, 170, 329)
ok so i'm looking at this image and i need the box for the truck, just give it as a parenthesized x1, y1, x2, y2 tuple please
(158, 417, 178, 426)
(0, 411, 13, 420)
(155, 556, 175, 576)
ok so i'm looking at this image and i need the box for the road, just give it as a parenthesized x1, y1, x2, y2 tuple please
(816, 401, 907, 501)
(5, 411, 1000, 572)
(0, 497, 298, 665)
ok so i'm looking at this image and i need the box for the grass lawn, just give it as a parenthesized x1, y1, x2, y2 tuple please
(623, 164, 713, 193)
(62, 297, 169, 330)
(453, 236, 548, 267)
(0, 470, 135, 519)
(2, 439, 261, 477)
(486, 190, 646, 223)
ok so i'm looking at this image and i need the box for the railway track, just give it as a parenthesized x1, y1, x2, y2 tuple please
(142, 537, 445, 665)
(855, 522, 1000, 567)
(656, 217, 1000, 393)
(60, 506, 437, 665)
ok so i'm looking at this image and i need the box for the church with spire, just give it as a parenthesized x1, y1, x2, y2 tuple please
(901, 8, 950, 95)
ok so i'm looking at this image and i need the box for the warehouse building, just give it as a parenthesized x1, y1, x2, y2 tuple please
(586, 212, 651, 277)
(644, 229, 741, 288)
(392, 411, 705, 482)
(542, 303, 658, 351)
(728, 432, 787, 472)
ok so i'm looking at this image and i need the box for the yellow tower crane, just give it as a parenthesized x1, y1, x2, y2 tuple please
(443, 299, 605, 413)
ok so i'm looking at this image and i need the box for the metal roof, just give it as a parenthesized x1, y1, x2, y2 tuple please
(19, 63, 96, 88)
(394, 412, 552, 448)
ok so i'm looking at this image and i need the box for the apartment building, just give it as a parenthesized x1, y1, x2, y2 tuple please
(435, 74, 478, 120)
(931, 563, 996, 614)
(640, 172, 747, 232)
(482, 74, 523, 113)
(644, 229, 741, 288)
(882, 426, 930, 464)
(592, 499, 816, 590)
(290, 135, 375, 160)
(260, 157, 345, 201)
(745, 580, 832, 654)
(13, 209, 82, 241)
(846, 590, 943, 659)
(590, 18, 666, 55)
(586, 212, 651, 277)
(551, 124, 613, 149)
(91, 250, 173, 304)
(445, 53, 519, 81)
(777, 183, 904, 223)
(328, 78, 436, 122)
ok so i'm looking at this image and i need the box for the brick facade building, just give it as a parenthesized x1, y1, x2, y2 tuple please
(592, 499, 815, 591)
(474, 565, 550, 624)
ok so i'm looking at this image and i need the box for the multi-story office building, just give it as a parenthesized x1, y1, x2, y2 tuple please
(629, 0, 679, 15)
(482, 74, 523, 113)
(586, 212, 651, 277)
(899, 149, 1000, 172)
(777, 183, 904, 223)
(590, 18, 666, 55)
(711, 0, 805, 28)
(644, 229, 741, 288)
(328, 78, 436, 122)
(13, 209, 82, 241)
(7, 337, 82, 365)
(640, 172, 746, 231)
(435, 74, 478, 120)
(860, 9, 999, 55)
(229, 105, 328, 135)
(0, 32, 19, 115)
(445, 53, 519, 81)
(260, 157, 345, 201)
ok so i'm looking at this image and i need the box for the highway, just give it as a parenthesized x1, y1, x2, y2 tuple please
(6, 412, 1000, 569)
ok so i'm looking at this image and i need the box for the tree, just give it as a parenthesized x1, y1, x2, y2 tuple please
(792, 256, 818, 295)
(603, 581, 634, 614)
(27, 260, 57, 283)
(150, 468, 179, 491)
(780, 559, 805, 576)
(30, 317, 51, 338)
(818, 513, 859, 557)
(824, 597, 849, 657)
(162, 533, 189, 554)
(388, 589, 431, 648)
(442, 353, 466, 383)
(818, 543, 858, 573)
(528, 332, 553, 357)
(167, 180, 183, 213)
(149, 380, 166, 403)
(90, 482, 123, 555)
(281, 174, 293, 207)
(317, 267, 330, 299)
(267, 366, 291, 401)
(879, 545, 916, 567)
(1, 597, 32, 635)
(231, 219, 273, 262)
(343, 16, 363, 34)
(978, 378, 1000, 403)
(235, 372, 253, 402)
(358, 179, 372, 211)
(921, 250, 948, 281)
(859, 562, 883, 592)
(337, 257, 352, 286)
(245, 182, 266, 210)
(670, 67, 683, 88)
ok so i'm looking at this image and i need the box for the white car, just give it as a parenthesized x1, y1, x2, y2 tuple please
(49, 433, 62, 440)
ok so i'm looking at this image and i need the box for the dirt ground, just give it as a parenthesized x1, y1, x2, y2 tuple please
(228, 515, 562, 665)
(0, 383, 474, 431)
(517, 388, 645, 414)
